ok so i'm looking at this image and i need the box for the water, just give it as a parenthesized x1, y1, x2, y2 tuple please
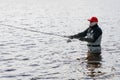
(0, 0, 120, 80)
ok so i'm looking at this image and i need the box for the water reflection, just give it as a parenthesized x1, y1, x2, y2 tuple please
(86, 52, 104, 78)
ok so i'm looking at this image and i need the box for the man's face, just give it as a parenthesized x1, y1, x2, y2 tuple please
(89, 22, 97, 27)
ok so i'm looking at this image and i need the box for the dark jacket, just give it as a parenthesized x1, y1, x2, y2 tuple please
(70, 24, 102, 43)
(70, 24, 102, 53)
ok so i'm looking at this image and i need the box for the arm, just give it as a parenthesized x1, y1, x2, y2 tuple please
(69, 28, 88, 39)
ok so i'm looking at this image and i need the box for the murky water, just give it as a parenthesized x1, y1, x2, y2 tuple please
(0, 0, 120, 80)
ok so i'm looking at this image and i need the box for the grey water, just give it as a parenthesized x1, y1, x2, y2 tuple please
(0, 0, 120, 80)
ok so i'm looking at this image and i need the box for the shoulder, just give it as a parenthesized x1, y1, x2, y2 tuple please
(94, 26, 102, 34)
(97, 26, 102, 33)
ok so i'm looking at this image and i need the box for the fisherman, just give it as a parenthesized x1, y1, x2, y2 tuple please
(68, 16, 102, 60)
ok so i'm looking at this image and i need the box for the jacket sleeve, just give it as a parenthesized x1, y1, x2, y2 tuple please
(70, 28, 88, 39)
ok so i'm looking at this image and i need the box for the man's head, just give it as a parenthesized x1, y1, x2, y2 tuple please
(88, 17, 98, 27)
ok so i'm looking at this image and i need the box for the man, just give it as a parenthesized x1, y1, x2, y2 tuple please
(68, 16, 102, 60)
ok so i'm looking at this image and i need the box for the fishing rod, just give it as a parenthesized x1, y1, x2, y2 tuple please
(1, 24, 70, 38)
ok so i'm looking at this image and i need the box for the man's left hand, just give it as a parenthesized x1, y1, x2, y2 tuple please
(67, 39, 72, 43)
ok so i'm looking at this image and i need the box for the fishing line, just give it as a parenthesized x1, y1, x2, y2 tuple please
(1, 24, 69, 38)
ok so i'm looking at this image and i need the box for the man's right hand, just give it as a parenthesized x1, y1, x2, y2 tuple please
(67, 36, 74, 39)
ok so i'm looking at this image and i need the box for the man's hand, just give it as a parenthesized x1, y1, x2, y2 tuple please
(67, 36, 74, 39)
(79, 37, 86, 41)
(67, 39, 72, 43)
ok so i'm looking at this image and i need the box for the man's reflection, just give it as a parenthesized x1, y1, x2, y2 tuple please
(86, 52, 103, 77)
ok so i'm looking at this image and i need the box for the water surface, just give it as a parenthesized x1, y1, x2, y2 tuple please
(0, 0, 120, 80)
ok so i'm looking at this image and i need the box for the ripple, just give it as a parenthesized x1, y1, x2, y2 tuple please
(68, 79, 76, 80)
(18, 43, 36, 46)
(31, 76, 59, 80)
(22, 58, 30, 61)
(0, 58, 14, 61)
(5, 69, 16, 72)
(18, 74, 31, 77)
(0, 44, 5, 46)
(51, 64, 60, 68)
(1, 75, 16, 78)
(29, 64, 40, 67)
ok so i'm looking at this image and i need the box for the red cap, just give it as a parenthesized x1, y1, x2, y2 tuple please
(88, 16, 98, 22)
